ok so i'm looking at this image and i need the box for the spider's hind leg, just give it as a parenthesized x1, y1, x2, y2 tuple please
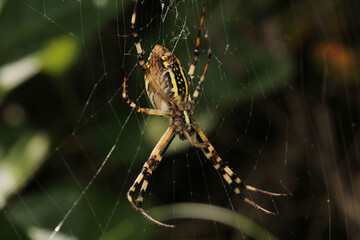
(192, 123, 288, 215)
(127, 126, 176, 228)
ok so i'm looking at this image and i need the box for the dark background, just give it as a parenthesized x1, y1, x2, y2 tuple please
(0, 0, 359, 239)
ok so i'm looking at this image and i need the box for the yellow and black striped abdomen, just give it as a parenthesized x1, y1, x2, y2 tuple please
(145, 45, 189, 110)
(160, 57, 189, 104)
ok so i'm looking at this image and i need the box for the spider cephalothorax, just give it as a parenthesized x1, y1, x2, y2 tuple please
(122, 0, 288, 228)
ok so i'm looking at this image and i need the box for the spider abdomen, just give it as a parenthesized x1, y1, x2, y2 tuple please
(145, 45, 189, 111)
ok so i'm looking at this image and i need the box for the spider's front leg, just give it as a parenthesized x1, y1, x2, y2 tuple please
(131, 0, 148, 73)
(188, 3, 206, 80)
(192, 53, 211, 103)
(127, 126, 176, 228)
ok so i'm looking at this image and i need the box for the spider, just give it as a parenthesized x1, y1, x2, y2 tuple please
(122, 1, 288, 228)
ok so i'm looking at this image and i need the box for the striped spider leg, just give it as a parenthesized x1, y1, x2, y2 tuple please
(191, 122, 288, 216)
(126, 126, 176, 228)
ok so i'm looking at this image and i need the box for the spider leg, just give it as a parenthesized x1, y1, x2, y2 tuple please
(131, 0, 148, 73)
(183, 130, 207, 148)
(192, 122, 288, 215)
(122, 76, 170, 117)
(192, 53, 211, 103)
(127, 126, 176, 228)
(188, 3, 206, 80)
(130, 0, 175, 109)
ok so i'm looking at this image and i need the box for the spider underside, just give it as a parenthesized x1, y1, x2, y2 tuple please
(122, 1, 288, 228)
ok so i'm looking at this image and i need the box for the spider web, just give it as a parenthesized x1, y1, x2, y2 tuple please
(1, 0, 360, 239)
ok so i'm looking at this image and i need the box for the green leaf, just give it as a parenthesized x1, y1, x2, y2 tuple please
(0, 130, 50, 208)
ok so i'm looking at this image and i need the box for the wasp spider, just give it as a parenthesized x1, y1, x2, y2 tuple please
(122, 1, 288, 228)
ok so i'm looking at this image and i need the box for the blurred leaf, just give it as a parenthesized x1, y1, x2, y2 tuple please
(155, 203, 279, 240)
(0, 130, 50, 208)
(101, 216, 159, 240)
(28, 226, 77, 240)
(0, 0, 118, 62)
(41, 36, 79, 76)
(6, 181, 160, 240)
(0, 0, 129, 97)
(0, 54, 41, 97)
(0, 210, 30, 240)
